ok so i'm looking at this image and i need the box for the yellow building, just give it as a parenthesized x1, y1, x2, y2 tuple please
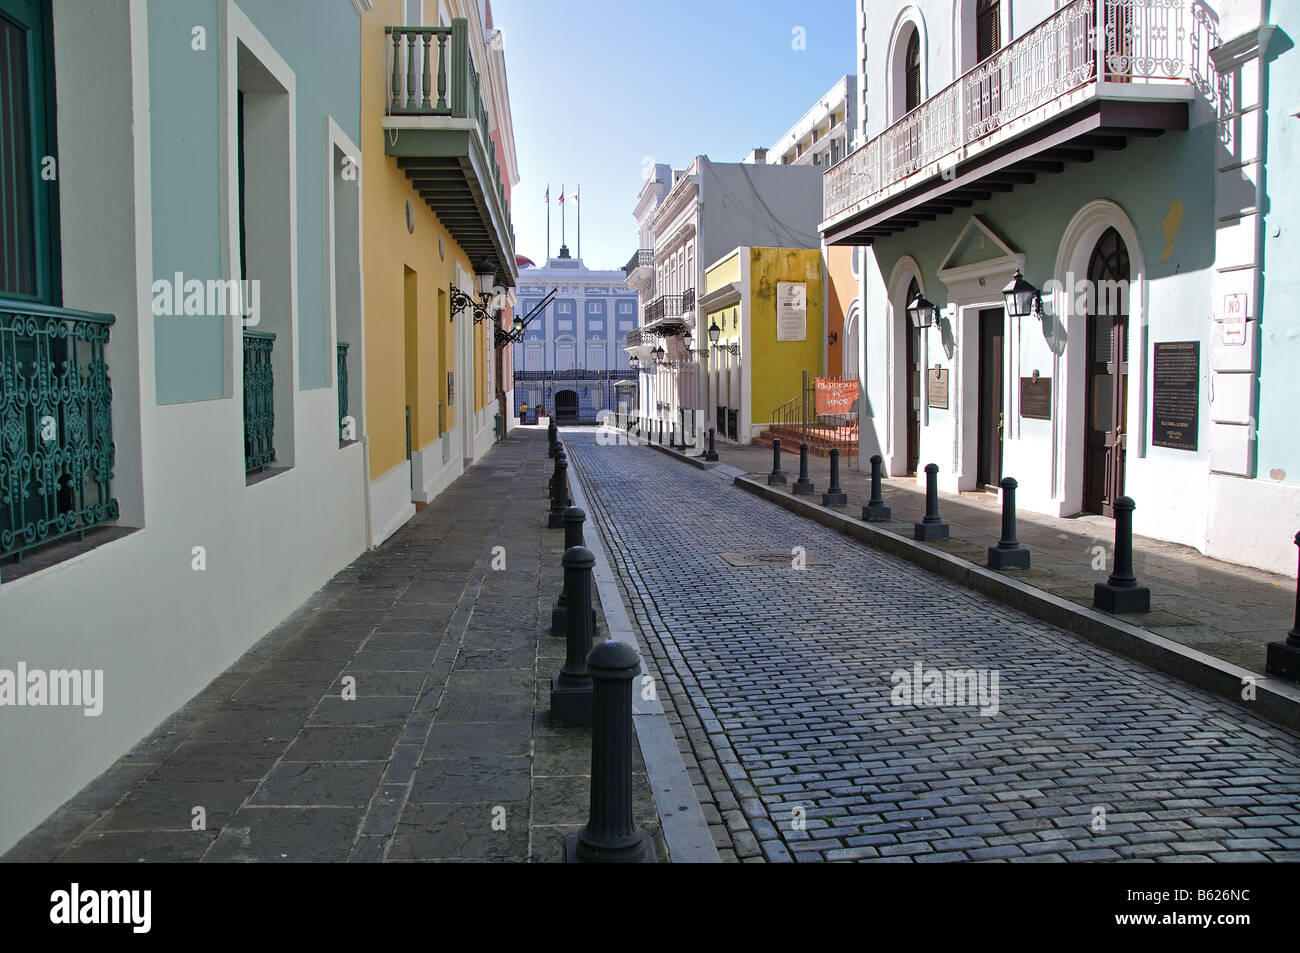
(359, 2, 519, 544)
(699, 246, 824, 445)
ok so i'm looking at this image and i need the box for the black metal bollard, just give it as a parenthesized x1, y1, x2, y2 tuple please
(862, 454, 891, 521)
(548, 452, 571, 528)
(669, 423, 677, 449)
(768, 438, 786, 485)
(704, 428, 719, 462)
(822, 448, 848, 506)
(551, 546, 595, 726)
(914, 463, 950, 541)
(565, 639, 657, 863)
(548, 417, 558, 457)
(793, 442, 814, 495)
(987, 477, 1030, 570)
(1093, 496, 1150, 613)
(551, 507, 592, 638)
(1265, 532, 1300, 681)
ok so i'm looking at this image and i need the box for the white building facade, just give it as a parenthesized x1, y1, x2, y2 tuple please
(825, 0, 1299, 577)
(625, 157, 824, 443)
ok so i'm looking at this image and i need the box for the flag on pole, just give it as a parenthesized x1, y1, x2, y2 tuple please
(544, 185, 549, 203)
(558, 187, 565, 205)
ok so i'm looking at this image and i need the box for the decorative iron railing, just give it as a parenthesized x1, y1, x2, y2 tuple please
(770, 376, 860, 462)
(625, 327, 644, 350)
(337, 342, 349, 444)
(0, 299, 118, 578)
(681, 287, 696, 313)
(624, 248, 653, 277)
(243, 330, 276, 472)
(645, 294, 684, 324)
(823, 0, 1220, 220)
(385, 20, 514, 255)
(513, 369, 620, 382)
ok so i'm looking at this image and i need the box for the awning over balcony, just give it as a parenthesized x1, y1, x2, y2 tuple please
(822, 0, 1213, 246)
(383, 20, 518, 286)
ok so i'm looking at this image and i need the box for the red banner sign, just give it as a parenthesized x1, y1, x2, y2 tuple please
(815, 379, 857, 415)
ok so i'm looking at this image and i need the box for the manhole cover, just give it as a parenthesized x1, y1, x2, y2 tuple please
(720, 550, 830, 567)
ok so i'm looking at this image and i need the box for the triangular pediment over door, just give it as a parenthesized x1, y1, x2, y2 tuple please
(937, 216, 1025, 302)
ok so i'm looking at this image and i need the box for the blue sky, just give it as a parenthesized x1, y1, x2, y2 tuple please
(493, 0, 856, 272)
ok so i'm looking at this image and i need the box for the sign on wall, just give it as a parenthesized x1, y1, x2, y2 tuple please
(1222, 294, 1247, 346)
(815, 379, 857, 415)
(927, 365, 949, 410)
(776, 281, 807, 341)
(1152, 341, 1199, 451)
(1019, 372, 1052, 420)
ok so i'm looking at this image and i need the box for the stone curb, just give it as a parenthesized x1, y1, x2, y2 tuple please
(732, 474, 1300, 734)
(646, 439, 712, 470)
(561, 438, 721, 863)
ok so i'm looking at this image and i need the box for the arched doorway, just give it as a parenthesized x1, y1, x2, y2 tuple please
(555, 389, 579, 427)
(1083, 227, 1130, 516)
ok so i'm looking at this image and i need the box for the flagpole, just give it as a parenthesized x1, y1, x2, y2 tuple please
(546, 183, 551, 261)
(577, 185, 581, 261)
(561, 183, 566, 250)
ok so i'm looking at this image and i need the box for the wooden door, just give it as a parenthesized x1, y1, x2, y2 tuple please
(977, 308, 1004, 489)
(1083, 228, 1130, 516)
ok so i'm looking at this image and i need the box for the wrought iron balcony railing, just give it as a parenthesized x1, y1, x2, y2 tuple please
(681, 287, 696, 313)
(625, 327, 644, 350)
(513, 369, 620, 382)
(645, 294, 684, 325)
(243, 330, 276, 472)
(337, 342, 350, 444)
(0, 299, 118, 579)
(823, 0, 1220, 221)
(623, 248, 653, 277)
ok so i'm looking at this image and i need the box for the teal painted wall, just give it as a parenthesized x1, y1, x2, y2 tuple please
(150, 0, 224, 404)
(867, 120, 1219, 459)
(150, 0, 361, 404)
(1258, 15, 1300, 486)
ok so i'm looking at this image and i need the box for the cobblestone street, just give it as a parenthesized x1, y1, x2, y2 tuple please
(565, 428, 1300, 862)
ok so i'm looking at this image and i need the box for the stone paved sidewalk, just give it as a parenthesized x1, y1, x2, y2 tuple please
(2, 429, 666, 863)
(670, 437, 1295, 676)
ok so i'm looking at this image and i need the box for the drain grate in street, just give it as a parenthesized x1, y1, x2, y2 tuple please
(719, 550, 830, 568)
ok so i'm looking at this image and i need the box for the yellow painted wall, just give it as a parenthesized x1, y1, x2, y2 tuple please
(360, 10, 473, 481)
(706, 251, 741, 294)
(748, 247, 823, 424)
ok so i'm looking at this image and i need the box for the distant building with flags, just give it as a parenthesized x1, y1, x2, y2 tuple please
(513, 252, 640, 425)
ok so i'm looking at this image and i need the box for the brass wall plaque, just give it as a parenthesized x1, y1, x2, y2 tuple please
(1020, 374, 1052, 420)
(1152, 341, 1199, 451)
(927, 366, 949, 410)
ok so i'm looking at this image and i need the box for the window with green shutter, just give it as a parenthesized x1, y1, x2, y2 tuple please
(0, 0, 57, 304)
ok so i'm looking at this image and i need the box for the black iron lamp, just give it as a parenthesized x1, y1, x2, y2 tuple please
(683, 329, 694, 350)
(907, 293, 938, 329)
(450, 258, 500, 324)
(708, 320, 721, 345)
(1002, 270, 1043, 321)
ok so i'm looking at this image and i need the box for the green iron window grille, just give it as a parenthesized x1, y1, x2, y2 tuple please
(337, 341, 349, 444)
(243, 329, 276, 472)
(0, 298, 118, 580)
